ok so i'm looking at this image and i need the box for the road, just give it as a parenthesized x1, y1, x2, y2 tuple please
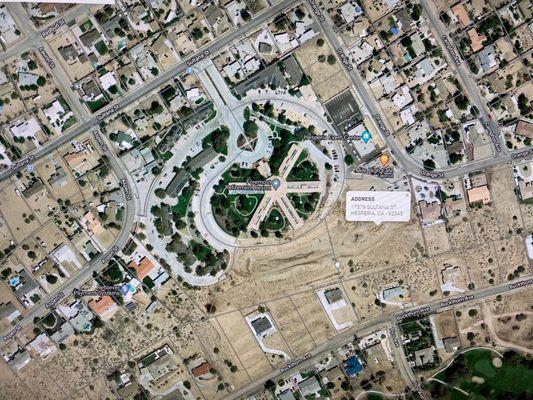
(228, 276, 532, 399)
(1, 129, 137, 339)
(0, 0, 300, 184)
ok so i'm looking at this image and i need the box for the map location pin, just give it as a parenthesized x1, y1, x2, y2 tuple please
(379, 154, 390, 166)
(361, 130, 371, 143)
(271, 178, 281, 190)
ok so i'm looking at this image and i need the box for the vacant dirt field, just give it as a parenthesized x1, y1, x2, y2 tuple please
(470, 206, 500, 242)
(447, 214, 477, 249)
(0, 183, 41, 242)
(192, 318, 250, 390)
(266, 297, 315, 356)
(423, 222, 451, 256)
(205, 221, 337, 315)
(17, 359, 67, 400)
(84, 376, 115, 400)
(496, 235, 530, 281)
(216, 311, 271, 380)
(464, 242, 500, 288)
(290, 291, 335, 345)
(489, 168, 524, 236)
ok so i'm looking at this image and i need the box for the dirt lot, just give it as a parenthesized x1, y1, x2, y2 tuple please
(324, 179, 425, 278)
(362, 341, 405, 393)
(202, 220, 337, 315)
(464, 242, 500, 288)
(469, 205, 500, 242)
(489, 167, 524, 236)
(266, 297, 315, 356)
(17, 359, 67, 399)
(84, 376, 115, 400)
(495, 235, 530, 281)
(216, 311, 272, 380)
(290, 291, 335, 345)
(423, 223, 451, 256)
(405, 260, 440, 305)
(192, 318, 251, 390)
(446, 214, 477, 249)
(0, 182, 41, 242)
(0, 214, 13, 251)
(456, 303, 491, 347)
(294, 37, 349, 101)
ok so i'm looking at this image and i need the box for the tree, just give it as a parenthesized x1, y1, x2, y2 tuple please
(37, 76, 46, 86)
(155, 188, 166, 198)
(240, 9, 251, 21)
(423, 159, 436, 171)
(191, 27, 203, 40)
(45, 274, 58, 284)
(344, 154, 354, 165)
(327, 55, 337, 64)
(316, 38, 325, 47)
(264, 379, 276, 391)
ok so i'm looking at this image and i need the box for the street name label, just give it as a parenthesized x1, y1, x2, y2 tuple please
(345, 191, 411, 224)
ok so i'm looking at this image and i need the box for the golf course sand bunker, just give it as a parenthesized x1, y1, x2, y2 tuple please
(472, 376, 485, 384)
(492, 357, 503, 368)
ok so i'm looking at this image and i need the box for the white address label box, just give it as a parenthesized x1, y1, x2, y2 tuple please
(345, 191, 411, 224)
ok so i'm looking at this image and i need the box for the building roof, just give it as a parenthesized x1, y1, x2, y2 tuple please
(83, 211, 105, 235)
(88, 296, 116, 318)
(382, 286, 404, 301)
(299, 376, 321, 397)
(467, 185, 491, 205)
(79, 29, 101, 47)
(64, 151, 86, 170)
(22, 180, 44, 198)
(277, 390, 296, 400)
(324, 288, 343, 304)
(129, 257, 155, 281)
(414, 347, 435, 367)
(468, 28, 486, 52)
(191, 361, 212, 377)
(27, 333, 56, 358)
(251, 316, 272, 335)
(146, 353, 176, 381)
(0, 302, 19, 321)
(451, 4, 471, 26)
(515, 120, 533, 139)
(443, 336, 461, 353)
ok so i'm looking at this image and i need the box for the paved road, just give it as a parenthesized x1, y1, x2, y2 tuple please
(1, 129, 136, 339)
(227, 276, 533, 399)
(0, 0, 299, 183)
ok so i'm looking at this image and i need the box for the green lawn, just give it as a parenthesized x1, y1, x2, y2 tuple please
(286, 153, 319, 181)
(431, 349, 533, 399)
(262, 208, 285, 231)
(171, 184, 194, 219)
(86, 97, 108, 112)
(287, 193, 319, 220)
(232, 194, 261, 217)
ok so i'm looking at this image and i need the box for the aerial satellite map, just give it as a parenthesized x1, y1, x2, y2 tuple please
(0, 0, 531, 399)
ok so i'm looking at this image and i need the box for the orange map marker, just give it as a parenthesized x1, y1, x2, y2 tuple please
(379, 154, 390, 166)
